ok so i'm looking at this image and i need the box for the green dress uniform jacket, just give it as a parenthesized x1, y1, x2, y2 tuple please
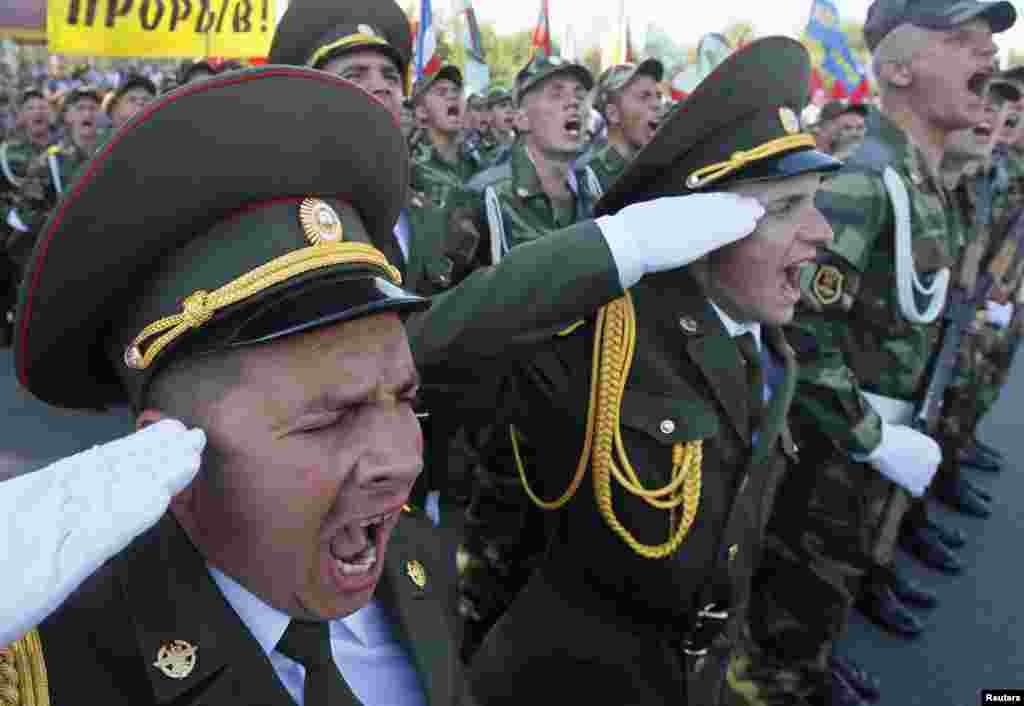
(413, 262, 799, 706)
(32, 510, 475, 706)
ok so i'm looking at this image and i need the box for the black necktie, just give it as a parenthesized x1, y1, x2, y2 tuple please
(735, 332, 765, 433)
(276, 620, 361, 706)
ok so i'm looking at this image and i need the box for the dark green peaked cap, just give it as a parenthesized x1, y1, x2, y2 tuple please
(15, 66, 426, 411)
(269, 0, 412, 76)
(596, 37, 841, 217)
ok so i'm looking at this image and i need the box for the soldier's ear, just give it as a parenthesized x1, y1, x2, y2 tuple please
(605, 102, 621, 128)
(515, 105, 530, 133)
(877, 60, 912, 89)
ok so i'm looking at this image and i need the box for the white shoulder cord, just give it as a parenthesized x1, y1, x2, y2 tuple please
(0, 142, 21, 188)
(584, 165, 604, 201)
(47, 150, 64, 195)
(485, 185, 507, 264)
(883, 166, 949, 324)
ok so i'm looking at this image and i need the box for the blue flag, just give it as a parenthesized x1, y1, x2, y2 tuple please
(805, 0, 866, 95)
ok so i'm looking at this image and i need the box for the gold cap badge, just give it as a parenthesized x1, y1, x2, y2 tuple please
(153, 640, 198, 680)
(779, 107, 800, 135)
(406, 559, 427, 588)
(299, 198, 344, 245)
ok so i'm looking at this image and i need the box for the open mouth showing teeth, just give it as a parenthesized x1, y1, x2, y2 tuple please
(564, 119, 581, 136)
(975, 123, 993, 137)
(447, 106, 460, 117)
(968, 71, 992, 97)
(328, 508, 399, 576)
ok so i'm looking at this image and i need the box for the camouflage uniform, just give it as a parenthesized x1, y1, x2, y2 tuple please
(8, 138, 96, 269)
(410, 143, 482, 208)
(578, 141, 629, 194)
(734, 111, 967, 703)
(455, 138, 601, 661)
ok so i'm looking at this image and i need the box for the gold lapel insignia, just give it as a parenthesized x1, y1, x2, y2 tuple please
(406, 559, 427, 589)
(811, 264, 844, 306)
(152, 640, 198, 680)
(299, 198, 344, 246)
(678, 316, 699, 335)
(778, 107, 800, 135)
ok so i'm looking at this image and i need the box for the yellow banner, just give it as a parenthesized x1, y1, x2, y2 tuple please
(48, 0, 274, 58)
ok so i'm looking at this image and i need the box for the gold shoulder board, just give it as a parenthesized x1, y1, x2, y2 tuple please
(0, 629, 50, 706)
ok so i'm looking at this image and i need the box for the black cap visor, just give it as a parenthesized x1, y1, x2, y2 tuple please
(230, 274, 428, 347)
(708, 148, 843, 191)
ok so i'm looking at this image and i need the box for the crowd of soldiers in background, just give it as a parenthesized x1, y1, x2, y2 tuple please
(2, 42, 1024, 706)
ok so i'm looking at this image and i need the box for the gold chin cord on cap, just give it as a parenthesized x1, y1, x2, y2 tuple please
(124, 242, 401, 371)
(685, 133, 816, 190)
(307, 33, 391, 68)
(512, 291, 704, 560)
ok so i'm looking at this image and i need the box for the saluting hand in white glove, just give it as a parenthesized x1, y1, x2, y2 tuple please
(0, 419, 205, 646)
(864, 422, 942, 497)
(595, 193, 766, 290)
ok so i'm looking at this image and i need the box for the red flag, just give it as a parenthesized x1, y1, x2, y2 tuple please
(809, 67, 825, 97)
(829, 77, 849, 100)
(849, 78, 871, 104)
(531, 0, 552, 58)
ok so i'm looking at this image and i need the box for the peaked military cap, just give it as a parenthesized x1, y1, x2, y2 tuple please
(269, 0, 412, 77)
(15, 66, 425, 411)
(596, 37, 841, 217)
(61, 85, 102, 112)
(177, 60, 217, 85)
(410, 65, 463, 104)
(514, 55, 594, 104)
(485, 87, 513, 107)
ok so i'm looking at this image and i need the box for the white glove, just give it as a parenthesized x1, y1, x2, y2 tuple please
(986, 300, 1013, 329)
(0, 419, 205, 645)
(863, 422, 941, 497)
(595, 193, 765, 290)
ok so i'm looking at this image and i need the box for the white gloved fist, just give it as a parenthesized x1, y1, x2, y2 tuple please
(595, 192, 765, 290)
(986, 300, 1013, 329)
(0, 419, 205, 645)
(863, 422, 941, 497)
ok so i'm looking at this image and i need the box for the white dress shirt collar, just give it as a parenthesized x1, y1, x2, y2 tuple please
(708, 299, 762, 350)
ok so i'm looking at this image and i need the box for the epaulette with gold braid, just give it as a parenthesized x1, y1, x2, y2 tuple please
(0, 629, 49, 706)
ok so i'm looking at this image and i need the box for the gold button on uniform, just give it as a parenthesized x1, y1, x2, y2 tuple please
(679, 316, 699, 334)
(728, 545, 739, 562)
(660, 420, 676, 434)
(406, 559, 427, 588)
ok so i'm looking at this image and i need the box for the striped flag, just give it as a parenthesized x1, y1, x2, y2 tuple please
(453, 0, 490, 94)
(415, 0, 442, 80)
(531, 0, 552, 59)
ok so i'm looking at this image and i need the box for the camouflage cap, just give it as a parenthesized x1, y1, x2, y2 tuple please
(466, 93, 486, 110)
(514, 55, 594, 104)
(105, 73, 158, 114)
(61, 85, 102, 111)
(864, 0, 1016, 52)
(817, 100, 869, 124)
(593, 58, 664, 116)
(485, 87, 513, 108)
(410, 65, 463, 105)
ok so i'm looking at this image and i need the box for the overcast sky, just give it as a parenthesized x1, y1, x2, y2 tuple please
(470, 0, 1024, 57)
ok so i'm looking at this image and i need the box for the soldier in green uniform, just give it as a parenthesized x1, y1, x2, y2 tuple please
(8, 86, 104, 270)
(582, 59, 664, 193)
(457, 36, 838, 706)
(465, 56, 598, 260)
(0, 88, 52, 341)
(104, 73, 157, 130)
(409, 66, 483, 207)
(5, 64, 477, 706)
(478, 88, 516, 168)
(732, 3, 1016, 705)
